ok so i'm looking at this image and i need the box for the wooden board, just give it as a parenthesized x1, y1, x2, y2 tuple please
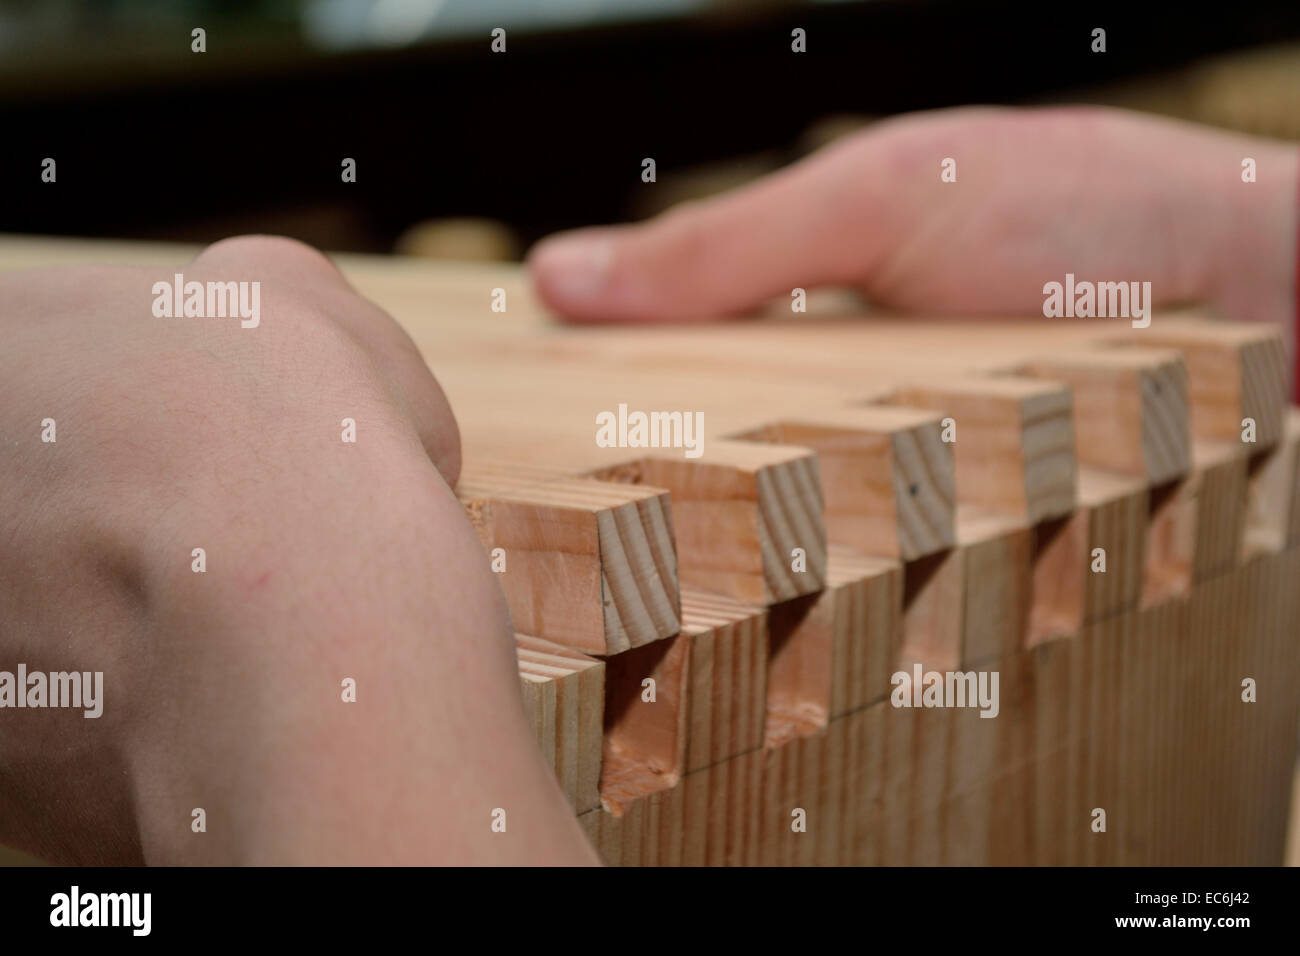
(3, 236, 1296, 866)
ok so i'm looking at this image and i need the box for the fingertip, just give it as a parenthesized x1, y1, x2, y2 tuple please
(528, 229, 620, 322)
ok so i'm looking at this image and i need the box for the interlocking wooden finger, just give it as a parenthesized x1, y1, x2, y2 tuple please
(590, 440, 827, 605)
(884, 377, 1077, 525)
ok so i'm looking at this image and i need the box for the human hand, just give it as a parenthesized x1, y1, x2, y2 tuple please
(0, 236, 596, 865)
(529, 106, 1297, 328)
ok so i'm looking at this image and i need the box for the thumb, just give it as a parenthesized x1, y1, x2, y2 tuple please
(528, 137, 884, 323)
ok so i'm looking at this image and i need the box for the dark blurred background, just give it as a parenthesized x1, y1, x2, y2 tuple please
(2, 0, 1300, 259)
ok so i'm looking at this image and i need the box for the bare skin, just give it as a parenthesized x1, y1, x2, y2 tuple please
(529, 106, 1297, 338)
(0, 236, 597, 865)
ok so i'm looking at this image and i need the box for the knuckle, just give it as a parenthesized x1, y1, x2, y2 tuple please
(195, 235, 346, 284)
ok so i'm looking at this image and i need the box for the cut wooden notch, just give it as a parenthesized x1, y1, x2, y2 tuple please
(589, 440, 827, 605)
(600, 634, 689, 814)
(956, 509, 1032, 664)
(765, 547, 902, 746)
(1116, 322, 1287, 448)
(1141, 478, 1195, 608)
(578, 773, 687, 866)
(459, 470, 681, 656)
(1028, 513, 1086, 647)
(899, 547, 964, 672)
(679, 590, 768, 774)
(516, 635, 605, 813)
(589, 745, 767, 866)
(1026, 468, 1148, 646)
(826, 549, 903, 717)
(1077, 468, 1146, 622)
(731, 406, 955, 561)
(884, 376, 1076, 525)
(1017, 348, 1191, 486)
(1242, 410, 1300, 558)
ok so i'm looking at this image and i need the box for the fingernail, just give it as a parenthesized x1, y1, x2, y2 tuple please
(532, 232, 614, 304)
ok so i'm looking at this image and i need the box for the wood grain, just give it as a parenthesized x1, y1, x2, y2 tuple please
(1123, 323, 1287, 448)
(462, 468, 680, 654)
(590, 440, 827, 605)
(515, 635, 605, 812)
(885, 377, 1077, 525)
(1018, 347, 1191, 485)
(679, 589, 768, 773)
(732, 406, 955, 560)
